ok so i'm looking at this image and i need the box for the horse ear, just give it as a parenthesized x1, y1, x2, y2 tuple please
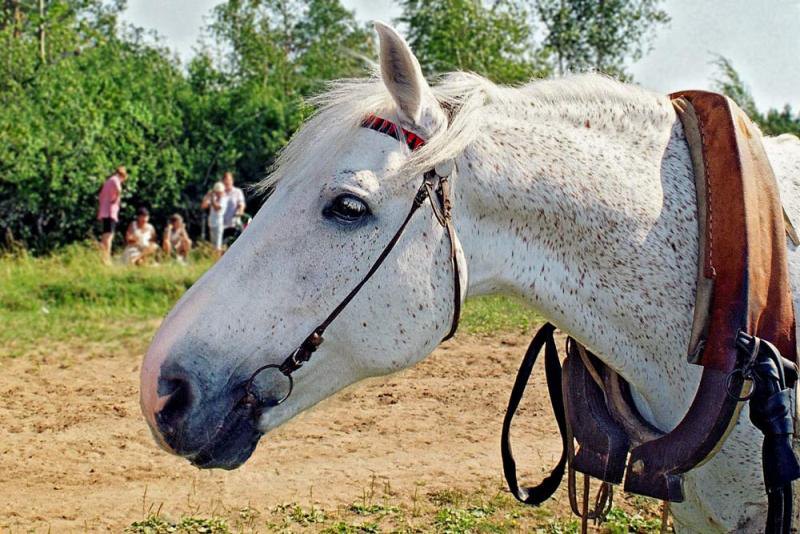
(374, 21, 429, 126)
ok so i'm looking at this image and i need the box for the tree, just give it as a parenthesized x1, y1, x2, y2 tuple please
(713, 56, 800, 137)
(397, 0, 550, 84)
(194, 0, 373, 206)
(0, 35, 189, 250)
(711, 56, 759, 119)
(294, 0, 373, 92)
(207, 0, 371, 91)
(0, 0, 375, 251)
(534, 0, 670, 80)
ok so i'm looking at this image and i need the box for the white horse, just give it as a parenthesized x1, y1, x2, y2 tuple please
(140, 22, 800, 533)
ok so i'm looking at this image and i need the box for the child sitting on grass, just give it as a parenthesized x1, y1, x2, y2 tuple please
(122, 207, 158, 265)
(162, 213, 192, 264)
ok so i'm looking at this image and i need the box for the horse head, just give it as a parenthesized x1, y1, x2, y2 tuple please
(139, 22, 467, 469)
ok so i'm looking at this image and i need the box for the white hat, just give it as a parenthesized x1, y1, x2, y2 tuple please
(213, 182, 224, 194)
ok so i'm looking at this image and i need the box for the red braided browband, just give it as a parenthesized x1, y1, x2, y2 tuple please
(360, 114, 426, 151)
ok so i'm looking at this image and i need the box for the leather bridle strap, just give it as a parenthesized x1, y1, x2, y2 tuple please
(243, 117, 462, 406)
(278, 170, 459, 378)
(426, 168, 461, 341)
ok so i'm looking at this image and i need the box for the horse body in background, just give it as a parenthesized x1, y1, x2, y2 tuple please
(140, 23, 800, 533)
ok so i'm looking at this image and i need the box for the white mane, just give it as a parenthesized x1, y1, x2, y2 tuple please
(257, 72, 671, 192)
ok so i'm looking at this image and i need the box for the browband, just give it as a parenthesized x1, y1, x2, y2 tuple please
(361, 114, 426, 152)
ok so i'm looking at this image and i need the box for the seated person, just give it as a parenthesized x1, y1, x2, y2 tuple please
(163, 213, 192, 263)
(122, 207, 158, 265)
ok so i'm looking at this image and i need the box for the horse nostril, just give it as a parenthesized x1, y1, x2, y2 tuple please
(156, 377, 194, 436)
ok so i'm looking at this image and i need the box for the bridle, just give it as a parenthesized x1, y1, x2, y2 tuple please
(242, 114, 463, 407)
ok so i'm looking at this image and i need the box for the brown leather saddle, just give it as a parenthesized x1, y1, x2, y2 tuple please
(502, 91, 800, 532)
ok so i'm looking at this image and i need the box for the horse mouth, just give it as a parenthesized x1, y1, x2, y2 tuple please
(188, 409, 263, 469)
(166, 399, 264, 470)
(189, 428, 261, 470)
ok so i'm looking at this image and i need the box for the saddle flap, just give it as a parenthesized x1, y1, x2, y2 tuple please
(677, 91, 797, 370)
(624, 91, 798, 502)
(562, 343, 630, 484)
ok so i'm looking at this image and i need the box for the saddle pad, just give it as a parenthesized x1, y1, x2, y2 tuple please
(673, 91, 798, 371)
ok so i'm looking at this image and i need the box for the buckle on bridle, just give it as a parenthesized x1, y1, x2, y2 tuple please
(424, 170, 451, 227)
(282, 347, 306, 374)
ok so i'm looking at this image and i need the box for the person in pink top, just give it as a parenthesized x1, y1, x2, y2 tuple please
(97, 165, 128, 264)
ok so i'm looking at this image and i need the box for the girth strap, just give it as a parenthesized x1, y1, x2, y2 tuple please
(738, 333, 800, 534)
(501, 323, 568, 504)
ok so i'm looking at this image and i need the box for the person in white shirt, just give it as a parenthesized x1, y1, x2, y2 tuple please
(201, 182, 225, 255)
(122, 207, 158, 265)
(221, 171, 246, 243)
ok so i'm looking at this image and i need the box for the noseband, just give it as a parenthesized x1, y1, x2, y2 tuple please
(243, 114, 462, 407)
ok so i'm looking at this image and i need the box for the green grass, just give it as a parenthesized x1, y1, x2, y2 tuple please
(460, 294, 543, 335)
(126, 487, 669, 533)
(0, 244, 540, 358)
(0, 243, 214, 358)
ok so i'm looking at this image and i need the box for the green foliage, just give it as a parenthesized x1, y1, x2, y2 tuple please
(399, 0, 669, 83)
(760, 105, 800, 137)
(126, 514, 230, 534)
(434, 504, 506, 533)
(286, 503, 327, 524)
(460, 294, 543, 335)
(125, 492, 669, 534)
(322, 521, 380, 533)
(398, 0, 550, 84)
(541, 519, 580, 533)
(602, 506, 663, 533)
(1, 1, 189, 250)
(0, 0, 371, 252)
(347, 503, 400, 516)
(535, 0, 670, 80)
(711, 56, 760, 119)
(3, 0, 677, 252)
(713, 56, 800, 137)
(0, 244, 539, 357)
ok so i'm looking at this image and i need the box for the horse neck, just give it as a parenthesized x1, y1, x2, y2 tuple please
(453, 84, 702, 427)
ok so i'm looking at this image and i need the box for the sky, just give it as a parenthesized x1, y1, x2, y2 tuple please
(121, 0, 800, 111)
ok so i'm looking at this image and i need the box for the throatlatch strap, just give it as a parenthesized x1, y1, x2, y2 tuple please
(501, 323, 568, 504)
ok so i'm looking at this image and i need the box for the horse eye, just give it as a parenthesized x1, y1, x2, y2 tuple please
(324, 194, 370, 223)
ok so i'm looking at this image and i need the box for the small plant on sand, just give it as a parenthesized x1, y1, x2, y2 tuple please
(285, 503, 327, 525)
(323, 521, 380, 534)
(539, 518, 580, 534)
(602, 507, 663, 533)
(126, 514, 229, 533)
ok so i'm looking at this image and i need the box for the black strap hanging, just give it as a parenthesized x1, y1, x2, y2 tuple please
(501, 323, 569, 504)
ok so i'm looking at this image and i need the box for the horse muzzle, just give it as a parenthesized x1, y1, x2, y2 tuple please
(140, 343, 288, 470)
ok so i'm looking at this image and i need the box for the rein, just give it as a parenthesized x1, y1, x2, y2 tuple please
(243, 115, 462, 407)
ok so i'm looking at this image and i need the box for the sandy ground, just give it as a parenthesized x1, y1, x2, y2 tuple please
(0, 332, 567, 532)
